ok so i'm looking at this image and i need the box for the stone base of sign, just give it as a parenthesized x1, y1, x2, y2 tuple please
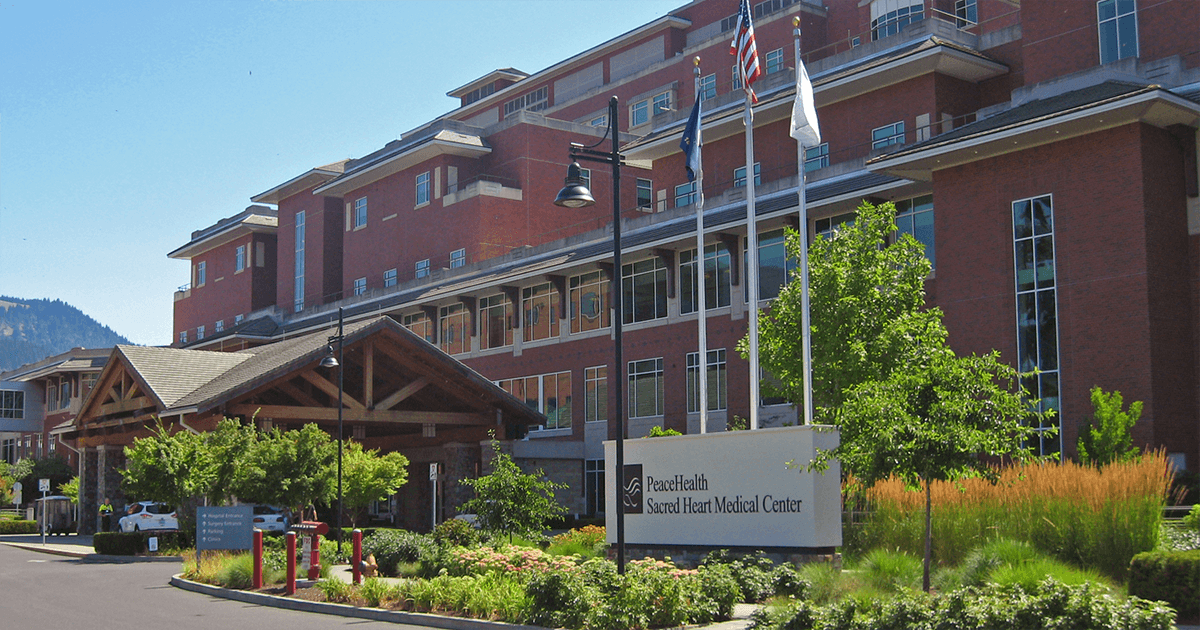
(612, 544, 841, 570)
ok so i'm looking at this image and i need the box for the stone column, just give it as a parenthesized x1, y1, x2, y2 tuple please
(81, 447, 99, 535)
(442, 442, 480, 517)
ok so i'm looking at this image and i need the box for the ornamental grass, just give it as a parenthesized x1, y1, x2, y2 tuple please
(856, 451, 1173, 580)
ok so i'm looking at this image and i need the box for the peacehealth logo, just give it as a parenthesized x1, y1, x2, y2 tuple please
(627, 466, 803, 516)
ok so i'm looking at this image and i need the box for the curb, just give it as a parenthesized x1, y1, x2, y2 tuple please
(1, 541, 183, 563)
(169, 575, 548, 630)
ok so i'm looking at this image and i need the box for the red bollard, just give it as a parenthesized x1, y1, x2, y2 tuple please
(352, 529, 363, 584)
(285, 531, 296, 595)
(252, 529, 263, 589)
(307, 533, 321, 581)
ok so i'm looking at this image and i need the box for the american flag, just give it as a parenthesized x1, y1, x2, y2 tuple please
(729, 0, 762, 103)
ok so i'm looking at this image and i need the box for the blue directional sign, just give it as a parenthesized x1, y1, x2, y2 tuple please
(196, 506, 253, 550)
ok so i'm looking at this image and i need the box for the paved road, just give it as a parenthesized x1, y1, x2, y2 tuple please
(0, 543, 427, 629)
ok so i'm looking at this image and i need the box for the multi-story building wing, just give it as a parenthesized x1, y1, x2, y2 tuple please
(166, 0, 1200, 520)
(1, 348, 108, 471)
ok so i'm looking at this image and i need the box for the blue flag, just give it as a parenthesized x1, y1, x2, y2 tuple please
(680, 94, 702, 182)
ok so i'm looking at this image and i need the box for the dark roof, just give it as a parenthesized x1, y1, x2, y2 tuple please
(869, 81, 1155, 162)
(1175, 81, 1200, 105)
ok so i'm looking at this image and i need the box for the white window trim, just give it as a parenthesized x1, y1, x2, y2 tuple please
(416, 171, 431, 208)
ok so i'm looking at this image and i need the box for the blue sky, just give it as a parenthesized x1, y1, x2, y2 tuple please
(0, 0, 683, 346)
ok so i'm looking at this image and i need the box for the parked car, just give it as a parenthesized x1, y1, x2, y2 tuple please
(118, 501, 178, 532)
(252, 505, 289, 532)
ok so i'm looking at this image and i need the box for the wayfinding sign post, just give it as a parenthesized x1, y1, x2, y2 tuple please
(196, 506, 253, 566)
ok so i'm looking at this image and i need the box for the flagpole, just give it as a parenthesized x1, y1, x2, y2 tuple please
(794, 17, 814, 427)
(744, 91, 760, 431)
(692, 57, 709, 434)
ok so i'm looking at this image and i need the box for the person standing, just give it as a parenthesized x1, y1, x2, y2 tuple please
(99, 498, 113, 532)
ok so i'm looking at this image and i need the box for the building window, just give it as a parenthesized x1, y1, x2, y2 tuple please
(439, 303, 470, 355)
(416, 172, 431, 206)
(585, 459, 605, 516)
(872, 121, 906, 149)
(569, 270, 610, 333)
(522, 283, 560, 342)
(734, 163, 762, 188)
(589, 114, 608, 127)
(498, 371, 572, 430)
(416, 259, 430, 278)
(354, 197, 368, 228)
(579, 168, 591, 191)
(765, 48, 785, 74)
(504, 85, 548, 116)
(179, 331, 188, 344)
(462, 82, 494, 105)
(681, 243, 733, 314)
(1013, 194, 1061, 459)
(955, 0, 977, 26)
(585, 366, 607, 423)
(294, 211, 305, 313)
(631, 91, 671, 127)
(804, 144, 829, 172)
(636, 178, 653, 210)
(622, 257, 668, 324)
(732, 64, 742, 91)
(234, 314, 244, 325)
(81, 372, 99, 391)
(675, 182, 697, 207)
(2, 438, 15, 464)
(214, 320, 224, 333)
(687, 349, 728, 413)
(479, 293, 513, 350)
(871, 1, 925, 41)
(0, 391, 24, 420)
(450, 248, 466, 269)
(1098, 0, 1137, 64)
(698, 74, 717, 101)
(403, 312, 435, 343)
(235, 245, 246, 272)
(59, 381, 70, 410)
(382, 268, 397, 288)
(755, 228, 799, 301)
(196, 261, 207, 287)
(816, 212, 856, 240)
(895, 195, 935, 269)
(354, 277, 367, 296)
(628, 358, 664, 418)
(196, 325, 205, 341)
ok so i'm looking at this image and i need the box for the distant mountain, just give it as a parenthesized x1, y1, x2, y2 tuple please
(0, 296, 132, 372)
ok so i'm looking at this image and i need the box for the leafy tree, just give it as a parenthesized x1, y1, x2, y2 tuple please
(341, 440, 409, 527)
(59, 476, 79, 504)
(203, 418, 258, 505)
(16, 456, 74, 498)
(750, 201, 946, 420)
(121, 421, 212, 531)
(1077, 386, 1141, 467)
(460, 438, 567, 541)
(234, 423, 336, 515)
(753, 201, 1042, 591)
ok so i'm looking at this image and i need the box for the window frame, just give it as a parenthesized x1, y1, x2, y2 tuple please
(680, 242, 733, 314)
(804, 143, 829, 172)
(872, 121, 906, 149)
(1097, 0, 1138, 64)
(384, 268, 398, 288)
(416, 172, 431, 206)
(354, 197, 368, 229)
(416, 259, 430, 279)
(479, 293, 514, 350)
(196, 325, 205, 341)
(522, 282, 560, 342)
(627, 357, 664, 419)
(353, 277, 367, 296)
(636, 178, 653, 210)
(765, 48, 785, 74)
(449, 248, 466, 269)
(498, 371, 573, 431)
(196, 261, 207, 287)
(439, 303, 470, 355)
(698, 73, 717, 101)
(621, 256, 669, 324)
(674, 181, 697, 207)
(569, 270, 610, 333)
(235, 245, 246, 272)
(686, 348, 728, 413)
(584, 366, 607, 423)
(733, 162, 762, 188)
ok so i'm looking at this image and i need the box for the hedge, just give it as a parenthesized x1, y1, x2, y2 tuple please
(1129, 549, 1200, 620)
(0, 520, 38, 534)
(93, 531, 192, 555)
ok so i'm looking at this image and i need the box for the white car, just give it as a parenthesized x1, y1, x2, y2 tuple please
(118, 502, 178, 532)
(252, 505, 289, 532)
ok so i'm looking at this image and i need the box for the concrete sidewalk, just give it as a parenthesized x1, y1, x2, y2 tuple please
(0, 533, 182, 562)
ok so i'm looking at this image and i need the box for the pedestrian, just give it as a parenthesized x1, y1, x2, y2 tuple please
(99, 498, 113, 532)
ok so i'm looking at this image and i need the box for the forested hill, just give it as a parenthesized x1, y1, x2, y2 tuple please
(0, 296, 131, 372)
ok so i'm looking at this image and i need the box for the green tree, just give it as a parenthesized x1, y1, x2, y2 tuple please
(460, 438, 567, 541)
(59, 476, 79, 504)
(121, 421, 212, 531)
(234, 423, 336, 515)
(203, 418, 258, 505)
(750, 201, 946, 419)
(1077, 386, 1141, 467)
(753, 201, 1042, 591)
(341, 440, 409, 527)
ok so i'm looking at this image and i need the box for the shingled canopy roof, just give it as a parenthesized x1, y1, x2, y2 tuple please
(70, 316, 543, 443)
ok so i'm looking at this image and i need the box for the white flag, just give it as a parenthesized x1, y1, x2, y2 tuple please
(789, 60, 821, 146)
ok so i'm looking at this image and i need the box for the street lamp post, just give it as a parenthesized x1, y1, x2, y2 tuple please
(320, 307, 345, 556)
(553, 95, 628, 573)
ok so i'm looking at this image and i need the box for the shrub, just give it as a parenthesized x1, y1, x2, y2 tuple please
(770, 563, 810, 599)
(701, 549, 777, 602)
(947, 537, 1041, 588)
(316, 577, 356, 604)
(698, 562, 742, 621)
(1129, 549, 1200, 620)
(752, 579, 1175, 630)
(858, 548, 922, 593)
(215, 553, 255, 589)
(359, 577, 397, 607)
(548, 524, 606, 557)
(361, 529, 436, 577)
(0, 520, 37, 534)
(990, 557, 1114, 592)
(94, 532, 144, 555)
(432, 518, 479, 548)
(1184, 505, 1200, 532)
(524, 569, 598, 629)
(446, 544, 582, 579)
(399, 572, 528, 622)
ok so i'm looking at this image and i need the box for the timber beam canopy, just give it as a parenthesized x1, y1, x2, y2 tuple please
(68, 316, 543, 446)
